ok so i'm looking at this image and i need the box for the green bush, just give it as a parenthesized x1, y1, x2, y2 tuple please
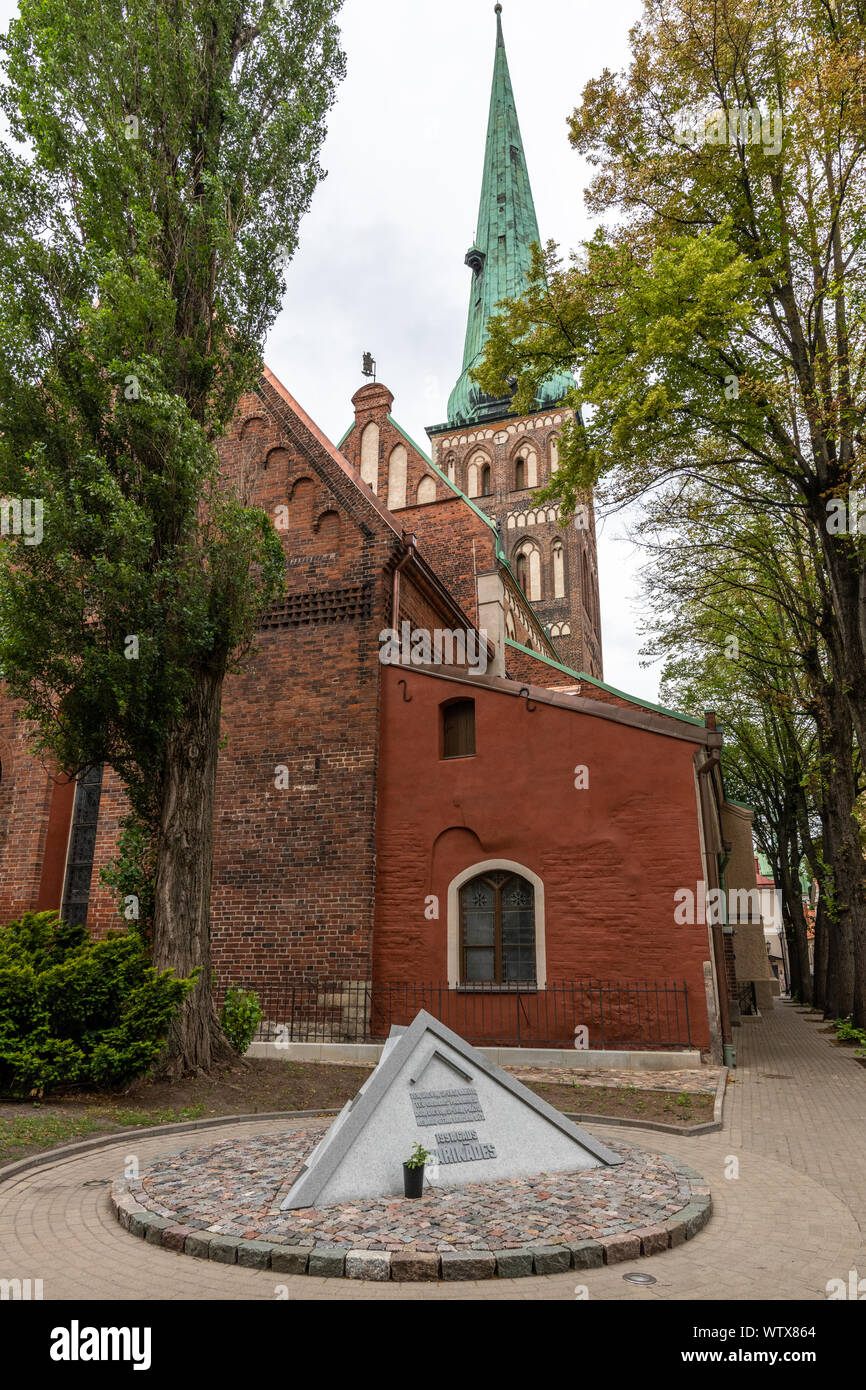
(834, 1016, 866, 1046)
(0, 911, 194, 1096)
(219, 986, 264, 1054)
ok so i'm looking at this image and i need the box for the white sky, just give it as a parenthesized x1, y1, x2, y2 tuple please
(0, 0, 662, 701)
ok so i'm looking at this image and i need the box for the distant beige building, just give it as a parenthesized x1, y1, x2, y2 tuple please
(721, 802, 779, 1017)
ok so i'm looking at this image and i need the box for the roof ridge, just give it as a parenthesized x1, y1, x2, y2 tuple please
(504, 639, 707, 727)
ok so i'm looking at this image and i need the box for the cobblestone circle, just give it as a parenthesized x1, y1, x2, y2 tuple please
(111, 1125, 712, 1280)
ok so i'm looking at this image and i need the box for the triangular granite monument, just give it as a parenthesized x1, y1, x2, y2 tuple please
(281, 1010, 622, 1210)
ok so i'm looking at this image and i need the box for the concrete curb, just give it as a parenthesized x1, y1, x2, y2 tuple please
(247, 1040, 704, 1070)
(563, 1066, 728, 1137)
(111, 1158, 713, 1282)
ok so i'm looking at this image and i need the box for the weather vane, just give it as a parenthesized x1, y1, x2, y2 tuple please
(362, 351, 377, 382)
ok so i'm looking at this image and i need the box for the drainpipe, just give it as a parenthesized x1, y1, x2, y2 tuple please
(697, 744, 736, 1068)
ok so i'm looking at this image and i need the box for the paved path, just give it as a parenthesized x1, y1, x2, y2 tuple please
(0, 1002, 863, 1300)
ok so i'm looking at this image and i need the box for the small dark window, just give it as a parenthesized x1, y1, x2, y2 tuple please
(442, 699, 475, 759)
(481, 464, 492, 496)
(515, 457, 525, 490)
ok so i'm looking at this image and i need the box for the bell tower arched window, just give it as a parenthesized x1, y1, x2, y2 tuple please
(552, 539, 565, 598)
(514, 457, 525, 490)
(515, 544, 541, 601)
(459, 871, 536, 983)
(481, 464, 492, 496)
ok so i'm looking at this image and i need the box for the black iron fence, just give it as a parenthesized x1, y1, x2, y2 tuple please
(214, 978, 692, 1050)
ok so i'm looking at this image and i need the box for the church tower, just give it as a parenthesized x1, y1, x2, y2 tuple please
(426, 4, 603, 678)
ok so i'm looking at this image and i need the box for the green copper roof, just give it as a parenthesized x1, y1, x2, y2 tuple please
(446, 7, 575, 428)
(504, 640, 709, 727)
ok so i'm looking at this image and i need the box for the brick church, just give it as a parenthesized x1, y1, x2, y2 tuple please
(0, 9, 766, 1062)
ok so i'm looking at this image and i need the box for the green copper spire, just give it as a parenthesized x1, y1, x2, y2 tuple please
(446, 6, 574, 428)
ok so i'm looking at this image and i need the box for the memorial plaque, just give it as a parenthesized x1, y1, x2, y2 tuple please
(410, 1087, 485, 1127)
(281, 1010, 622, 1210)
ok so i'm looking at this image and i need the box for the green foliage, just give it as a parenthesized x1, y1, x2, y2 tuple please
(833, 1017, 866, 1045)
(99, 815, 156, 947)
(0, 0, 344, 828)
(0, 911, 194, 1096)
(219, 985, 264, 1055)
(404, 1141, 431, 1169)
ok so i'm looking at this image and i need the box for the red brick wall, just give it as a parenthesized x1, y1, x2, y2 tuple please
(206, 387, 400, 987)
(374, 665, 711, 1049)
(396, 498, 497, 627)
(0, 704, 56, 923)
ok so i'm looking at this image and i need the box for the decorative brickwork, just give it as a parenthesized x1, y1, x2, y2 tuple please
(427, 410, 602, 677)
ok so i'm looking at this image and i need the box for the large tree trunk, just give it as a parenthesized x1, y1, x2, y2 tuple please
(813, 890, 829, 1013)
(779, 838, 813, 1006)
(822, 783, 859, 1022)
(819, 694, 866, 1026)
(151, 666, 234, 1075)
(803, 625, 865, 1024)
(816, 529, 866, 769)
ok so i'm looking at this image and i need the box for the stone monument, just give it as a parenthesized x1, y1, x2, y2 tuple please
(281, 1009, 622, 1210)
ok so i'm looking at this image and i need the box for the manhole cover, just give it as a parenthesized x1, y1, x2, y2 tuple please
(623, 1272, 657, 1285)
(760, 1073, 793, 1080)
(82, 1179, 109, 1187)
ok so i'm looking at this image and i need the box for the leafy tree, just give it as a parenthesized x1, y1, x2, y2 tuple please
(0, 0, 345, 1073)
(639, 478, 865, 1018)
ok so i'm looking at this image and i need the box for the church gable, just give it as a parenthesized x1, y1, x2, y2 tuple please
(340, 382, 445, 510)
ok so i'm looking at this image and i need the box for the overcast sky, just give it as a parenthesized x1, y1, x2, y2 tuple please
(0, 0, 664, 701)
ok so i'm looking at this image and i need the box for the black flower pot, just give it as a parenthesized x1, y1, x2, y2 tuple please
(403, 1162, 425, 1198)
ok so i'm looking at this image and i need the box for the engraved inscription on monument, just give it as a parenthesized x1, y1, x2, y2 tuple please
(410, 1087, 485, 1127)
(433, 1129, 497, 1165)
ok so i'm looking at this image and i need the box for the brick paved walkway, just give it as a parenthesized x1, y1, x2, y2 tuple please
(0, 1002, 863, 1300)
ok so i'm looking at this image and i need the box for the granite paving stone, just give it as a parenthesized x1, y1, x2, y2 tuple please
(122, 1127, 700, 1254)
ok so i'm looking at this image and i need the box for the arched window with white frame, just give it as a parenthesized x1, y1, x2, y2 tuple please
(514, 543, 541, 601)
(446, 860, 547, 988)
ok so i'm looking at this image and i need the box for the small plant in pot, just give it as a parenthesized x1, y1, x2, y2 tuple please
(403, 1142, 431, 1198)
